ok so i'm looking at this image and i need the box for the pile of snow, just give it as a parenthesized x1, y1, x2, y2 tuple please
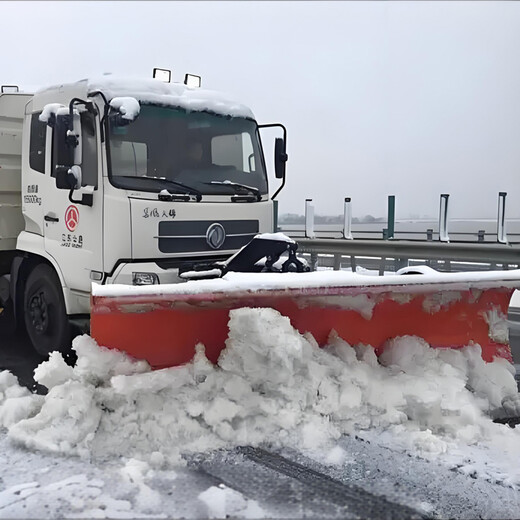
(1, 308, 520, 487)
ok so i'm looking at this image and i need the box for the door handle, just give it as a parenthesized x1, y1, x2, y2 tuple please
(44, 215, 59, 222)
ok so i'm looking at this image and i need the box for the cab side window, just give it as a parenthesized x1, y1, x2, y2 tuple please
(29, 113, 46, 174)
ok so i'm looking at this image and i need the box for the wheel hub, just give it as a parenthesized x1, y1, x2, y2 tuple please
(29, 291, 48, 334)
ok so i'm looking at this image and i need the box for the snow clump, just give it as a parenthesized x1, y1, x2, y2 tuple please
(0, 307, 519, 487)
(198, 484, 264, 519)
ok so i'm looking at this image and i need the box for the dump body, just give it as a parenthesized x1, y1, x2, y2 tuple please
(0, 93, 29, 252)
(91, 270, 520, 369)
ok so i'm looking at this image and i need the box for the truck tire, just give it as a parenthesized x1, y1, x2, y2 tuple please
(23, 264, 71, 356)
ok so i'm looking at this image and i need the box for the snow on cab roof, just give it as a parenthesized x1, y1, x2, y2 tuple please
(37, 75, 255, 120)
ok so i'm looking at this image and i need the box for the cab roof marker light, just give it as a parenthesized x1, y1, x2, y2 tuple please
(153, 68, 172, 83)
(184, 74, 201, 88)
(1, 85, 19, 93)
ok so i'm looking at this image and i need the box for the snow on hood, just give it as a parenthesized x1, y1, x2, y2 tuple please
(86, 76, 255, 119)
(1, 308, 520, 488)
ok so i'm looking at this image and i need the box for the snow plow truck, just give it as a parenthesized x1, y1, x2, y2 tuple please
(0, 73, 519, 371)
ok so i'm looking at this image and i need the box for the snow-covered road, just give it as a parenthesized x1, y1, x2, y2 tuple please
(1, 307, 520, 518)
(1, 431, 520, 518)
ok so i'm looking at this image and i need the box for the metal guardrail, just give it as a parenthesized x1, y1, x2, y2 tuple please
(292, 237, 520, 274)
(283, 227, 520, 243)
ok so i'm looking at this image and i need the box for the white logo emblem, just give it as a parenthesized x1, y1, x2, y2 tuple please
(206, 223, 226, 249)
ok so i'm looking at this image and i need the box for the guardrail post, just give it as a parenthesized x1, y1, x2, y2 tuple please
(497, 192, 508, 244)
(426, 228, 433, 241)
(439, 193, 450, 242)
(478, 229, 485, 242)
(333, 254, 342, 270)
(350, 256, 357, 273)
(394, 258, 408, 271)
(379, 257, 386, 276)
(427, 258, 439, 269)
(305, 199, 315, 239)
(310, 252, 318, 272)
(387, 195, 395, 239)
(343, 197, 353, 239)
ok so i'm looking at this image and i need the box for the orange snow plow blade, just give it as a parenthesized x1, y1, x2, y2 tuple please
(90, 270, 520, 369)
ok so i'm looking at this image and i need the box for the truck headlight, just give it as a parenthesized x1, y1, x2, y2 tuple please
(132, 272, 159, 285)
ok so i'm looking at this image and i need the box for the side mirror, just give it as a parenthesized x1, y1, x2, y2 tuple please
(274, 138, 288, 179)
(53, 114, 74, 169)
(109, 97, 140, 127)
(67, 165, 82, 189)
(55, 165, 81, 190)
(109, 113, 131, 128)
(53, 112, 82, 170)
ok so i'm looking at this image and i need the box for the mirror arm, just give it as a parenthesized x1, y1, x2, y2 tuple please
(68, 189, 93, 207)
(258, 123, 287, 143)
(66, 98, 81, 147)
(68, 97, 94, 123)
(271, 175, 286, 201)
(67, 97, 97, 146)
(258, 123, 288, 200)
(88, 91, 109, 142)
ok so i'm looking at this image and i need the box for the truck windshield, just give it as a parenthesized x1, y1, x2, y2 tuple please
(107, 104, 268, 197)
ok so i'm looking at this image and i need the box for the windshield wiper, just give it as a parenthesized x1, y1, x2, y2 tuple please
(158, 192, 199, 202)
(117, 175, 202, 201)
(206, 181, 261, 202)
(146, 176, 203, 201)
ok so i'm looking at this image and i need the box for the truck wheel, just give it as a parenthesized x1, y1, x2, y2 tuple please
(24, 264, 71, 356)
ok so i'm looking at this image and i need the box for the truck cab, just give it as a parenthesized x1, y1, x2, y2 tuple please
(1, 75, 287, 355)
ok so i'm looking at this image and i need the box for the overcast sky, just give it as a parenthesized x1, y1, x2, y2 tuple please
(2, 1, 520, 219)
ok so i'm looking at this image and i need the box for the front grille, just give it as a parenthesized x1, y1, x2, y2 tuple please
(157, 220, 259, 254)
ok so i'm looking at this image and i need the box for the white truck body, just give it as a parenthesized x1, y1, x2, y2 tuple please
(0, 76, 282, 354)
(0, 93, 28, 251)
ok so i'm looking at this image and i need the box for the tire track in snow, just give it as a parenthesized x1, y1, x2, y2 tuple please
(190, 447, 429, 519)
(239, 447, 429, 519)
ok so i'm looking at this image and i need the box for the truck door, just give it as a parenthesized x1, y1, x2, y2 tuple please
(42, 110, 104, 295)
